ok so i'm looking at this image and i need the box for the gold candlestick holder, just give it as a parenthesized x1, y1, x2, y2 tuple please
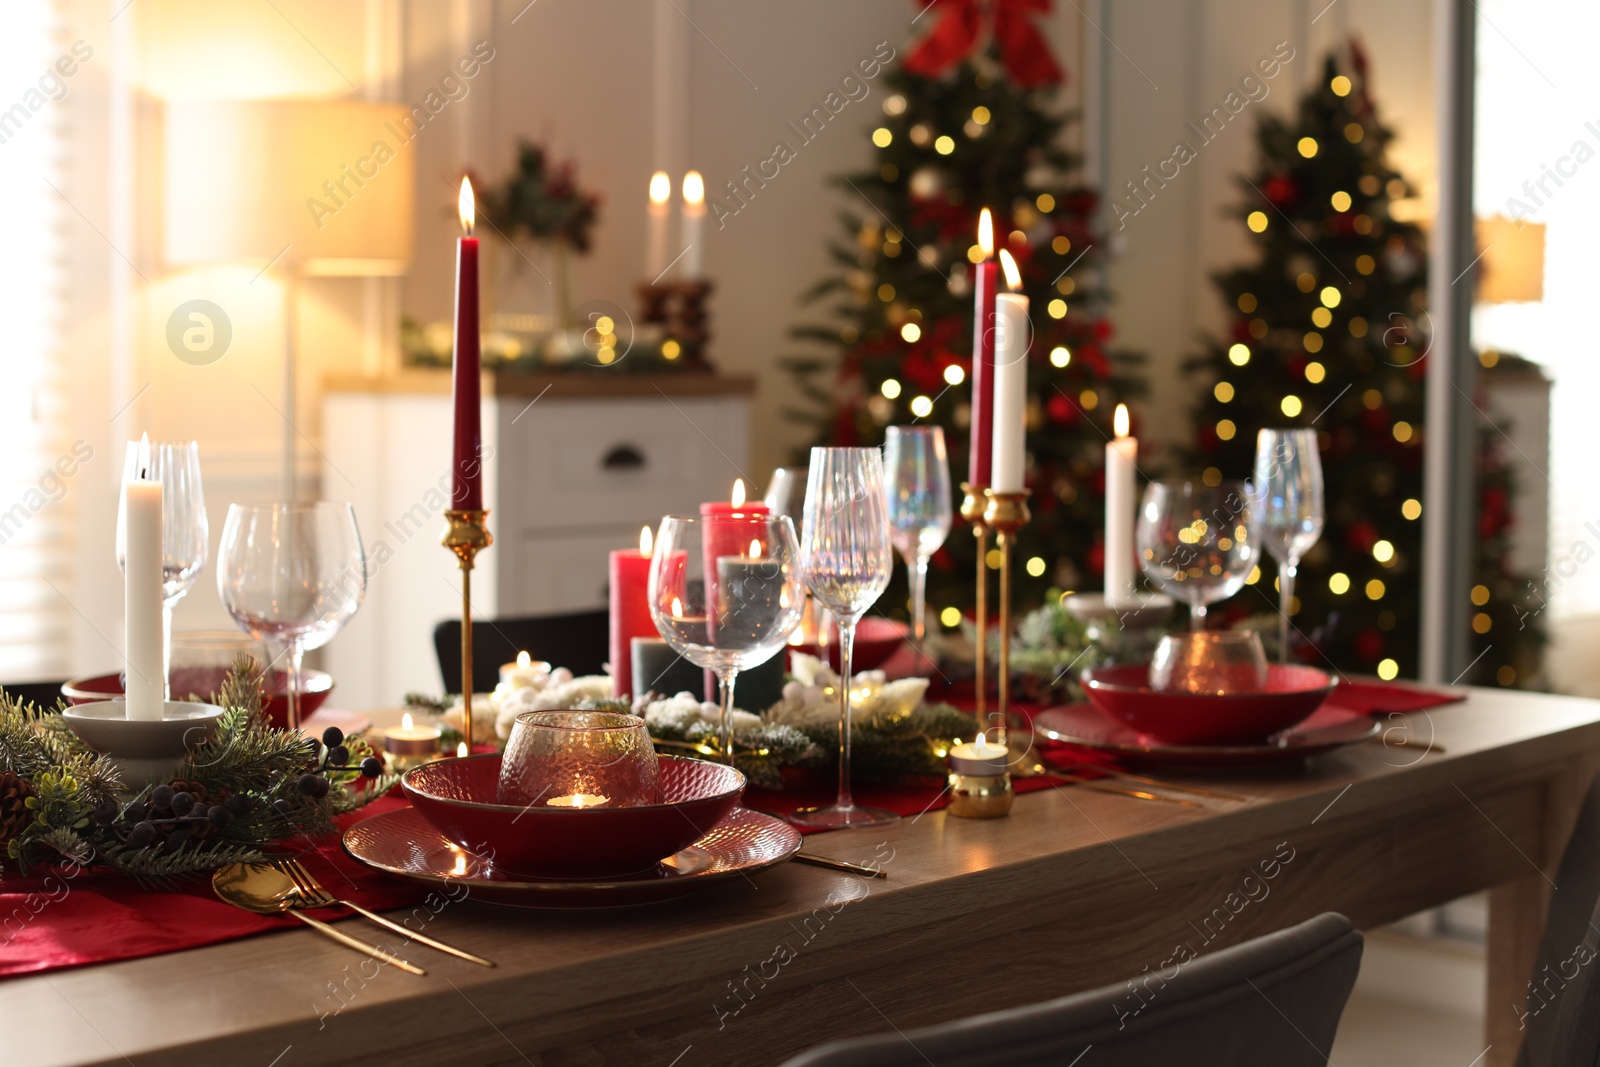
(441, 509, 493, 753)
(959, 482, 990, 728)
(981, 489, 1031, 745)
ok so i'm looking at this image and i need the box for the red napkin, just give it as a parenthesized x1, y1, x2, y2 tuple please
(0, 794, 425, 980)
(1325, 680, 1466, 715)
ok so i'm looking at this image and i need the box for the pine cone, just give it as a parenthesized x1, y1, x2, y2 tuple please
(0, 771, 37, 846)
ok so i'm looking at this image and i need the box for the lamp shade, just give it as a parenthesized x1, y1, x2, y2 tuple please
(163, 99, 413, 275)
(1475, 215, 1546, 304)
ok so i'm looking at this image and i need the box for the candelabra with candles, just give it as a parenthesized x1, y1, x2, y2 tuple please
(982, 488, 1032, 744)
(959, 482, 990, 729)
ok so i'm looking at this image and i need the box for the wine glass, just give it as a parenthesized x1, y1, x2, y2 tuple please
(795, 447, 897, 830)
(883, 426, 953, 643)
(648, 513, 805, 765)
(1137, 480, 1257, 631)
(116, 440, 207, 688)
(1251, 429, 1325, 663)
(217, 502, 366, 731)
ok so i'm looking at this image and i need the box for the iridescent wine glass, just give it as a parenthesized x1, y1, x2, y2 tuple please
(883, 426, 953, 644)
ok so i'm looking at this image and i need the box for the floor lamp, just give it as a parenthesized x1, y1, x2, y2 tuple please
(162, 99, 414, 499)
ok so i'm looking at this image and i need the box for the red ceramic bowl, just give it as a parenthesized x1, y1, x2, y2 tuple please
(793, 616, 908, 671)
(1079, 663, 1336, 745)
(62, 669, 333, 731)
(402, 754, 745, 878)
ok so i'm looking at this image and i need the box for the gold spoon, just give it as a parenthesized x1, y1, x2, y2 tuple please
(213, 862, 426, 975)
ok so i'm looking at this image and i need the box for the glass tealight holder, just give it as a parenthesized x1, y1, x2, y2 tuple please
(1149, 631, 1269, 695)
(497, 711, 660, 809)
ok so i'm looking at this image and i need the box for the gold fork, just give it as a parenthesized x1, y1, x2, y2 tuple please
(273, 857, 495, 968)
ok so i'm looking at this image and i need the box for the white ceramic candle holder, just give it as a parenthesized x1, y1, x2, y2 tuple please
(61, 700, 225, 792)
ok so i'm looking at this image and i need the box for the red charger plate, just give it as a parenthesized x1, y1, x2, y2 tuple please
(1033, 702, 1379, 771)
(1080, 663, 1337, 745)
(403, 754, 744, 879)
(792, 616, 908, 671)
(62, 668, 333, 731)
(343, 806, 800, 908)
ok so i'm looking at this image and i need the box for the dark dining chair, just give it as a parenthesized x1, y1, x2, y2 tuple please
(1515, 768, 1600, 1067)
(780, 912, 1363, 1067)
(0, 680, 70, 709)
(433, 610, 610, 695)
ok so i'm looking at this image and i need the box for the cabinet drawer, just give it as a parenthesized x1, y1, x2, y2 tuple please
(494, 395, 749, 531)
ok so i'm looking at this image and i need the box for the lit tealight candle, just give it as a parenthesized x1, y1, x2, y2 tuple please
(948, 731, 1010, 775)
(499, 649, 550, 689)
(547, 793, 610, 808)
(382, 712, 442, 773)
(457, 741, 469, 759)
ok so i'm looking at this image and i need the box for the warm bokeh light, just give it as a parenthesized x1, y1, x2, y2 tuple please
(1377, 658, 1399, 680)
(1329, 573, 1350, 595)
(944, 364, 965, 385)
(649, 171, 671, 205)
(1229, 343, 1251, 366)
(1050, 346, 1071, 367)
(910, 395, 934, 418)
(682, 170, 705, 206)
(881, 378, 902, 399)
(901, 323, 922, 342)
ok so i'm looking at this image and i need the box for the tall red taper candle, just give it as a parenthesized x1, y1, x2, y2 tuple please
(969, 208, 998, 487)
(610, 525, 658, 698)
(451, 177, 483, 511)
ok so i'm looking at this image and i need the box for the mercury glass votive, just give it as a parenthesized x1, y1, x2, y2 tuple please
(497, 711, 660, 809)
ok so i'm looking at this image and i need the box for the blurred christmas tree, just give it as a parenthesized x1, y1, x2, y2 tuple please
(1183, 43, 1540, 686)
(783, 1, 1145, 627)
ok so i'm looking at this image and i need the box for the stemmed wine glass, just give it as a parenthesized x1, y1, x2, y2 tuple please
(1251, 429, 1325, 663)
(217, 502, 366, 731)
(1137, 480, 1257, 631)
(795, 447, 897, 830)
(883, 426, 953, 644)
(648, 514, 805, 765)
(116, 440, 207, 690)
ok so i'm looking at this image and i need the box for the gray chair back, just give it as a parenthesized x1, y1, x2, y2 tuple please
(780, 912, 1362, 1067)
(1516, 769, 1600, 1066)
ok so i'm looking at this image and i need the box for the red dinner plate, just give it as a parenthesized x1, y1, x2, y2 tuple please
(1032, 702, 1379, 771)
(1080, 663, 1336, 744)
(793, 616, 908, 671)
(342, 806, 801, 908)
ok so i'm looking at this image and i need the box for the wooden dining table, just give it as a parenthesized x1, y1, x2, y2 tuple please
(7, 685, 1600, 1067)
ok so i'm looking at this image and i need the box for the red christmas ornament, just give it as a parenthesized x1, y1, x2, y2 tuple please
(1346, 521, 1378, 553)
(1047, 393, 1074, 424)
(1262, 174, 1298, 206)
(1353, 628, 1385, 661)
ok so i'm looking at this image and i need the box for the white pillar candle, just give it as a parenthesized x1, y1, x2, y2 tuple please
(680, 170, 706, 278)
(124, 436, 165, 721)
(646, 171, 671, 280)
(1105, 403, 1138, 607)
(990, 250, 1030, 494)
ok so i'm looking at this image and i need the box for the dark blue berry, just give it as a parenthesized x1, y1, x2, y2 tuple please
(91, 800, 118, 825)
(296, 774, 320, 796)
(165, 830, 188, 852)
(127, 821, 157, 848)
(321, 726, 344, 748)
(272, 798, 295, 818)
(150, 785, 174, 809)
(169, 791, 195, 816)
(328, 745, 350, 765)
(189, 803, 209, 821)
(359, 756, 382, 779)
(208, 807, 230, 829)
(224, 794, 250, 816)
(309, 776, 330, 799)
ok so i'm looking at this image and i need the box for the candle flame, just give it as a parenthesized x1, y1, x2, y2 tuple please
(671, 596, 684, 618)
(998, 249, 1022, 291)
(730, 478, 746, 508)
(649, 170, 671, 205)
(457, 741, 469, 758)
(136, 432, 151, 481)
(748, 538, 762, 558)
(682, 170, 705, 206)
(978, 208, 994, 257)
(639, 524, 654, 555)
(1114, 403, 1130, 438)
(977, 730, 987, 747)
(458, 176, 475, 234)
(516, 650, 531, 669)
(401, 711, 414, 730)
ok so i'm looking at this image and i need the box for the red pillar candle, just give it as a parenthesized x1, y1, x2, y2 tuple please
(610, 525, 658, 699)
(451, 177, 483, 511)
(969, 208, 998, 488)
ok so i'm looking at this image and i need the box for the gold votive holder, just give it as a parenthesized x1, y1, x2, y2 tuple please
(947, 738, 1013, 819)
(947, 772, 1014, 819)
(382, 713, 443, 774)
